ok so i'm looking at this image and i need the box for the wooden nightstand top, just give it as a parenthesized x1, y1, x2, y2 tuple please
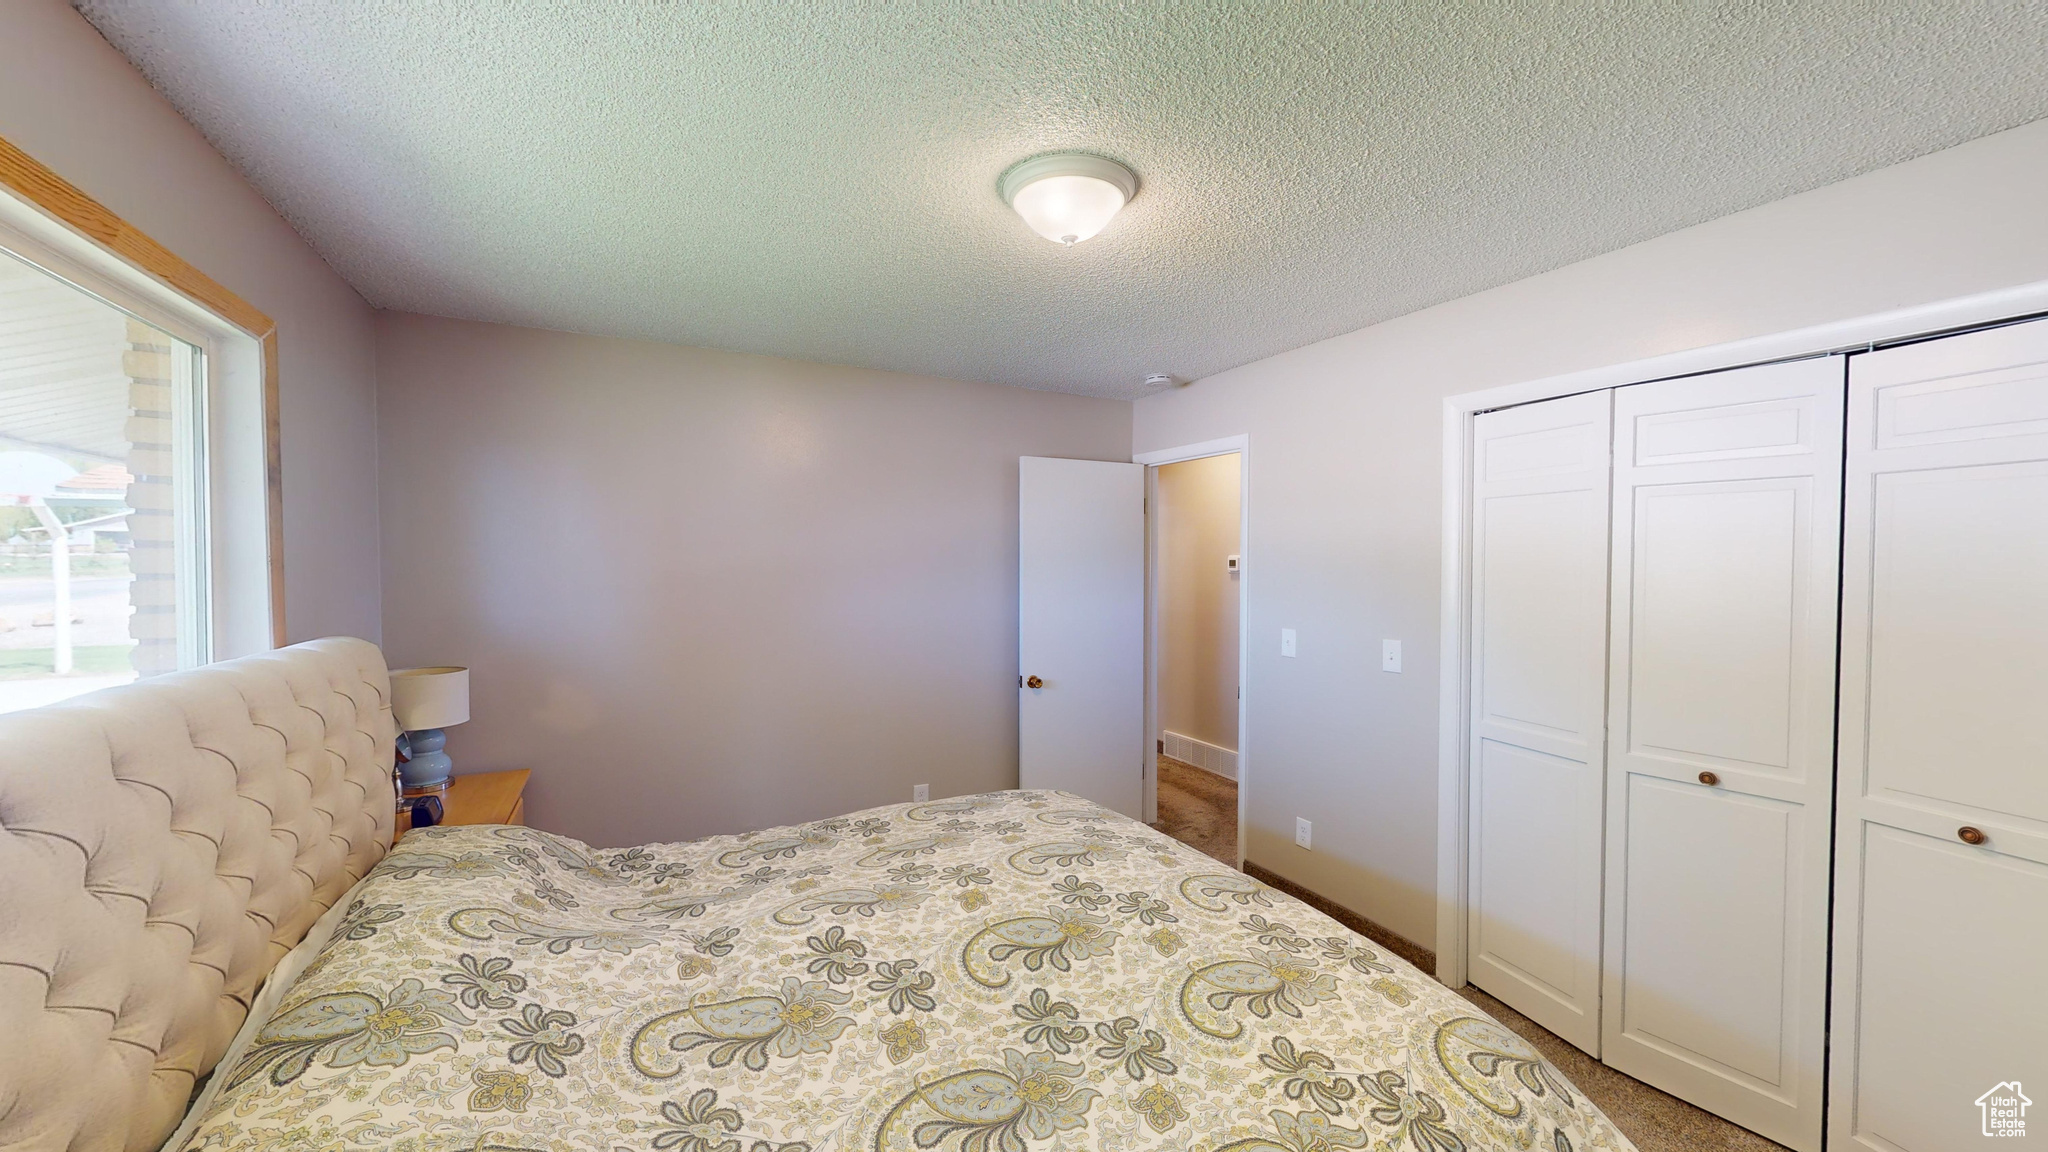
(397, 769, 529, 839)
(441, 769, 530, 826)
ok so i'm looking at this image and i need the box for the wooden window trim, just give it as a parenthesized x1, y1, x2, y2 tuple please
(0, 133, 286, 645)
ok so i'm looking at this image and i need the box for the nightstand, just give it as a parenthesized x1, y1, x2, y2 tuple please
(396, 769, 529, 839)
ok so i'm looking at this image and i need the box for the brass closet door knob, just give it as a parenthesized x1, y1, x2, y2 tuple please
(1698, 771, 1720, 786)
(1958, 826, 1988, 845)
(1025, 676, 1044, 689)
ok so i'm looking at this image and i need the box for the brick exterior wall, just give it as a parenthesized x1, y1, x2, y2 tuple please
(122, 318, 178, 676)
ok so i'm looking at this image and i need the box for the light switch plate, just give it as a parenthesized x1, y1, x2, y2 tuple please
(1295, 817, 1312, 849)
(1281, 628, 1298, 658)
(913, 783, 929, 802)
(1381, 639, 1402, 673)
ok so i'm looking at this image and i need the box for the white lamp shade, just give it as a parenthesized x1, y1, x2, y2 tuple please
(391, 666, 470, 730)
(999, 153, 1138, 246)
(1009, 175, 1126, 245)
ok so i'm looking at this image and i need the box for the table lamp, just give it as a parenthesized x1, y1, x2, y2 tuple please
(391, 666, 469, 796)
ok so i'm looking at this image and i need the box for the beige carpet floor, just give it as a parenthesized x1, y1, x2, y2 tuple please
(1152, 755, 1237, 863)
(1149, 755, 1787, 1152)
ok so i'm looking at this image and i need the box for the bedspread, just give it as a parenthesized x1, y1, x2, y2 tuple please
(178, 790, 1635, 1152)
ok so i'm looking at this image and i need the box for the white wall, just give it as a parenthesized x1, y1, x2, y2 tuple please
(1156, 453, 1239, 755)
(377, 312, 1131, 846)
(0, 0, 382, 644)
(1133, 117, 2048, 951)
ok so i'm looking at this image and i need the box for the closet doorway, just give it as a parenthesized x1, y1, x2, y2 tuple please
(1137, 438, 1247, 866)
(1440, 300, 2048, 1152)
(1458, 361, 1841, 1150)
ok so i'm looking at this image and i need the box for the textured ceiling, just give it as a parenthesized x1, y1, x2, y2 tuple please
(72, 2, 2048, 399)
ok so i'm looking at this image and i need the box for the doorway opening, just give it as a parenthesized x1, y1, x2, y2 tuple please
(1142, 446, 1244, 866)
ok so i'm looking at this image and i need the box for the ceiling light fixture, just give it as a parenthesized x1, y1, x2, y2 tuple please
(999, 153, 1138, 246)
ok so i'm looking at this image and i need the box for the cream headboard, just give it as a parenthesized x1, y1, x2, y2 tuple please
(0, 637, 396, 1152)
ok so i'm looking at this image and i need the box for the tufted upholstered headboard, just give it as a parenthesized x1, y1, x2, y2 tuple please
(0, 637, 396, 1152)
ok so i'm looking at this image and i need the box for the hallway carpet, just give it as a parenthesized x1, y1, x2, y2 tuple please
(1152, 756, 1236, 863)
(1147, 754, 1787, 1152)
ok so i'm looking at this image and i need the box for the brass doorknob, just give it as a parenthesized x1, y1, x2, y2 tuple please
(1698, 771, 1720, 786)
(1958, 826, 1988, 846)
(1025, 675, 1044, 689)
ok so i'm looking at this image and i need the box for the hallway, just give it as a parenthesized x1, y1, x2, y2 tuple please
(1151, 755, 1235, 864)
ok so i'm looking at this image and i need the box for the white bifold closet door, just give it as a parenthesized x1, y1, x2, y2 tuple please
(1829, 319, 2048, 1151)
(1465, 391, 1612, 1055)
(1600, 359, 1841, 1152)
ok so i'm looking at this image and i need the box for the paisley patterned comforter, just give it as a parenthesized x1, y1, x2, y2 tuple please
(179, 790, 1635, 1152)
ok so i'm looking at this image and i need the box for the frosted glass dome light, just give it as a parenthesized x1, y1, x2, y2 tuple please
(1000, 153, 1138, 246)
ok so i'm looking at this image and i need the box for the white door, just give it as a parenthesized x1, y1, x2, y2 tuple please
(1829, 320, 2048, 1151)
(1466, 391, 1612, 1055)
(1600, 358, 1841, 1151)
(1019, 456, 1144, 818)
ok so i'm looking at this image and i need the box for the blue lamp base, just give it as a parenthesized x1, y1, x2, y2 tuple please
(399, 727, 453, 792)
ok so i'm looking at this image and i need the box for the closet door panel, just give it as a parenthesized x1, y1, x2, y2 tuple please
(1601, 358, 1840, 1152)
(1850, 824, 2048, 1152)
(1864, 460, 2048, 820)
(1627, 480, 1802, 775)
(1619, 777, 1796, 1085)
(1474, 738, 1600, 999)
(1466, 391, 1611, 1054)
(1477, 488, 1607, 753)
(1832, 318, 2048, 1151)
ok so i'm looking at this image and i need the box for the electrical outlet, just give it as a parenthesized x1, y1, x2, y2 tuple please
(913, 783, 930, 802)
(1295, 817, 1312, 849)
(1381, 639, 1402, 673)
(1281, 628, 1298, 658)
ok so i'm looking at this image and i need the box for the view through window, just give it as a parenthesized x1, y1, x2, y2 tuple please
(0, 250, 206, 714)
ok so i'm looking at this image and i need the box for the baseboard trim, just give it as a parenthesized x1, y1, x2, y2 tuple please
(1242, 860, 1437, 977)
(1161, 730, 1237, 780)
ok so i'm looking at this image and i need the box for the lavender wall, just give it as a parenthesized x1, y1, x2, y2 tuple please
(376, 313, 1131, 845)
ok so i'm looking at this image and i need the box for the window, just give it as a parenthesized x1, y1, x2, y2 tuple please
(0, 143, 279, 715)
(0, 253, 210, 712)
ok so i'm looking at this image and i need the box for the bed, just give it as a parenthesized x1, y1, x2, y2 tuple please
(0, 640, 1636, 1152)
